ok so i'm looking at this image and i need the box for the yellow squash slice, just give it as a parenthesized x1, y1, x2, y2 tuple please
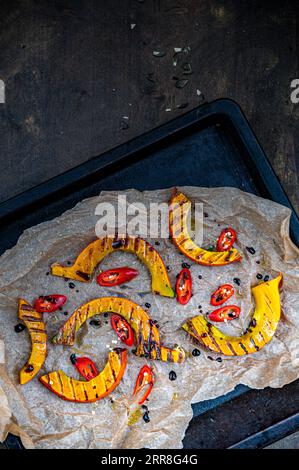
(19, 299, 47, 384)
(169, 190, 242, 265)
(52, 297, 185, 363)
(182, 274, 283, 356)
(40, 348, 127, 402)
(51, 235, 174, 298)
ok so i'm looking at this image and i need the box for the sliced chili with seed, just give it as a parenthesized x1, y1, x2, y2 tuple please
(175, 268, 192, 305)
(208, 305, 241, 322)
(217, 227, 237, 252)
(210, 284, 234, 306)
(111, 314, 134, 347)
(34, 295, 67, 313)
(133, 365, 154, 405)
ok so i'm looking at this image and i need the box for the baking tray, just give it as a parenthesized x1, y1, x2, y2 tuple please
(1, 99, 298, 449)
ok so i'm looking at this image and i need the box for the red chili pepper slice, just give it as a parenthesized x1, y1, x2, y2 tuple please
(216, 227, 237, 252)
(176, 268, 192, 305)
(34, 294, 67, 313)
(70, 354, 98, 381)
(210, 284, 234, 306)
(97, 266, 139, 287)
(208, 305, 240, 322)
(111, 314, 134, 347)
(133, 365, 154, 405)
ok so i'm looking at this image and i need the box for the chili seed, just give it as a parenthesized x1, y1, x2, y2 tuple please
(145, 302, 151, 308)
(182, 262, 190, 269)
(256, 273, 263, 280)
(233, 277, 241, 286)
(246, 246, 256, 255)
(143, 411, 151, 423)
(169, 370, 177, 381)
(192, 348, 201, 357)
(69, 282, 75, 289)
(264, 275, 270, 282)
(14, 323, 25, 333)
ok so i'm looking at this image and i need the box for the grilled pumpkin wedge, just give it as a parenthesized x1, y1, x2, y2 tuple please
(40, 348, 127, 402)
(51, 235, 174, 297)
(169, 190, 242, 266)
(19, 299, 47, 384)
(52, 297, 185, 363)
(182, 274, 283, 356)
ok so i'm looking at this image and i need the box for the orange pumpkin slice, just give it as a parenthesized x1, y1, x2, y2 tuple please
(52, 297, 185, 363)
(19, 299, 47, 384)
(40, 348, 127, 402)
(169, 190, 242, 265)
(51, 235, 174, 297)
(182, 274, 282, 356)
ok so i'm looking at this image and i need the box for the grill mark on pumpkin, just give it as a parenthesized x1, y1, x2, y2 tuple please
(250, 338, 260, 351)
(239, 343, 248, 354)
(70, 378, 77, 400)
(57, 372, 64, 395)
(226, 342, 237, 355)
(21, 315, 41, 322)
(21, 305, 35, 311)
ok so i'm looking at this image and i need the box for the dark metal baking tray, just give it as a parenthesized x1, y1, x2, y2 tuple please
(1, 99, 298, 449)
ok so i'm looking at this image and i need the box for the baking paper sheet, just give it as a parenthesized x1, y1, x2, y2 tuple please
(0, 186, 298, 449)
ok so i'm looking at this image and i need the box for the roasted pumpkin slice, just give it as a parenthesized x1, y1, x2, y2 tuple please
(18, 299, 47, 385)
(52, 297, 185, 363)
(51, 235, 174, 297)
(169, 190, 242, 266)
(40, 348, 127, 402)
(182, 274, 283, 356)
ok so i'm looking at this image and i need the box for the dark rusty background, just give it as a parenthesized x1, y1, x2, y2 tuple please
(0, 0, 298, 212)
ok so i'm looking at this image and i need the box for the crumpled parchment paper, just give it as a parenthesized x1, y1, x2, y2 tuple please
(0, 186, 299, 449)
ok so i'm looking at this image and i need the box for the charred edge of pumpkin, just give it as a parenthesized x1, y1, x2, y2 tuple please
(18, 299, 47, 385)
(51, 236, 174, 297)
(39, 350, 127, 402)
(169, 191, 242, 265)
(182, 275, 282, 356)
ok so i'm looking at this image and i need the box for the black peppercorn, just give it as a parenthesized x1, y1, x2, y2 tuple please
(246, 246, 256, 255)
(264, 275, 269, 282)
(198, 275, 202, 280)
(14, 323, 25, 333)
(145, 302, 151, 309)
(90, 319, 101, 327)
(143, 411, 150, 423)
(192, 348, 201, 357)
(69, 282, 75, 289)
(233, 277, 241, 286)
(25, 364, 34, 372)
(169, 370, 177, 381)
(256, 273, 263, 280)
(182, 262, 190, 269)
(216, 357, 222, 363)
